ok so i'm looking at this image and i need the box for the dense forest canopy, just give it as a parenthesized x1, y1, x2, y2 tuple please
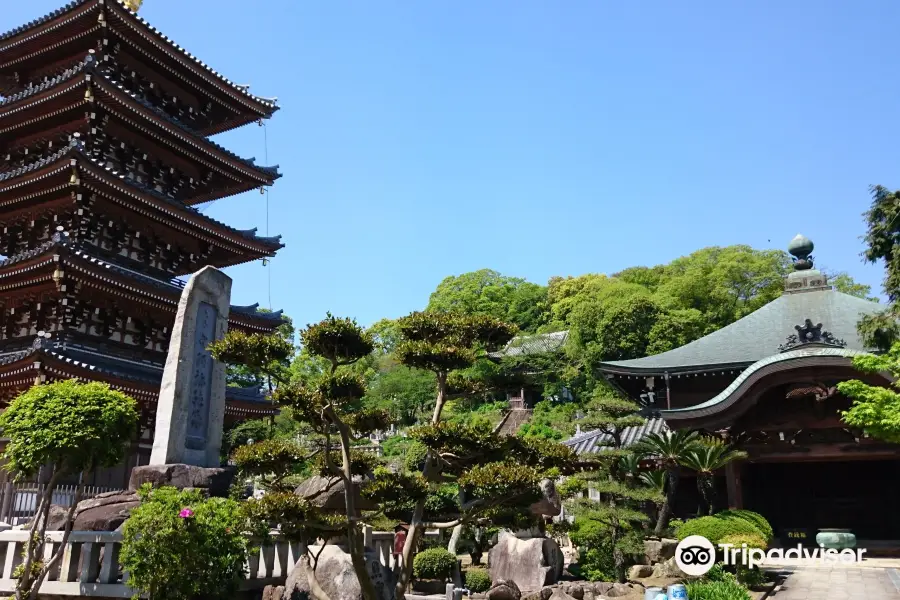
(229, 243, 874, 445)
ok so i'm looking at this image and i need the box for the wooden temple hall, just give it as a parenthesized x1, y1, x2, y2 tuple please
(569, 235, 900, 543)
(0, 0, 286, 486)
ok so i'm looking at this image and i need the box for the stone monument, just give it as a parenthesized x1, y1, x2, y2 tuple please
(130, 266, 235, 495)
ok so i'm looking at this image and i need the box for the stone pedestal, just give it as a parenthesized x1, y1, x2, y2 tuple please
(129, 463, 235, 497)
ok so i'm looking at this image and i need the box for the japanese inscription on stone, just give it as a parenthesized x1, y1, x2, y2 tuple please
(185, 301, 217, 450)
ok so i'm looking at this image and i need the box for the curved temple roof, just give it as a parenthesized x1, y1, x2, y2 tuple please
(658, 346, 871, 425)
(598, 289, 883, 375)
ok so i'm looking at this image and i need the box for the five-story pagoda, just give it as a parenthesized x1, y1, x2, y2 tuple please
(0, 0, 285, 483)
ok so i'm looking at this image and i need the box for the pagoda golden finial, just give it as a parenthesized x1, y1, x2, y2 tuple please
(122, 0, 143, 12)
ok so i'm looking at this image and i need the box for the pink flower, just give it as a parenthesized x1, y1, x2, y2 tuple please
(179, 508, 194, 519)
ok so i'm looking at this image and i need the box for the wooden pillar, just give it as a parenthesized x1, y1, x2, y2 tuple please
(725, 461, 744, 509)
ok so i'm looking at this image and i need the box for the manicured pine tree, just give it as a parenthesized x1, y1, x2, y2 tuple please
(562, 390, 663, 583)
(211, 312, 580, 600)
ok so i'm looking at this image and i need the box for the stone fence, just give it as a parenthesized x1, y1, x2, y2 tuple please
(0, 528, 439, 597)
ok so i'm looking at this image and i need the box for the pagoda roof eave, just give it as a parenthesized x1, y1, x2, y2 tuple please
(597, 289, 886, 376)
(0, 58, 282, 197)
(0, 240, 285, 333)
(0, 142, 284, 259)
(0, 345, 275, 415)
(0, 0, 278, 133)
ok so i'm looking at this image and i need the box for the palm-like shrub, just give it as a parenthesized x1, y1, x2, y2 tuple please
(680, 438, 747, 515)
(636, 429, 700, 535)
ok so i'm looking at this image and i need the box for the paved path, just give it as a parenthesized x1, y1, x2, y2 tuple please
(771, 566, 900, 599)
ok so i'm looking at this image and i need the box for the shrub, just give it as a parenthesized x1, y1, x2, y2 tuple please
(676, 515, 764, 544)
(717, 510, 773, 543)
(465, 568, 492, 593)
(413, 548, 457, 581)
(719, 533, 768, 551)
(567, 518, 618, 582)
(703, 563, 738, 584)
(685, 580, 751, 600)
(121, 485, 249, 600)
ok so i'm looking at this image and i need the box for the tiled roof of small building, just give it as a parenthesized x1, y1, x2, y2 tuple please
(491, 330, 569, 359)
(563, 417, 668, 455)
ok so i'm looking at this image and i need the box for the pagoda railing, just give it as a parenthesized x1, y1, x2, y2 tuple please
(0, 483, 123, 526)
(0, 527, 441, 597)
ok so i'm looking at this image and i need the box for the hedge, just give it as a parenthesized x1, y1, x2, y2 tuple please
(675, 515, 764, 544)
(716, 510, 773, 543)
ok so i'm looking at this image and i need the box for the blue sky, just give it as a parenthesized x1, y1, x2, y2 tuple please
(6, 1, 899, 326)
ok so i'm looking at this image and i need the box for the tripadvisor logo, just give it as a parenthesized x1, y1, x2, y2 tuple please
(675, 536, 868, 575)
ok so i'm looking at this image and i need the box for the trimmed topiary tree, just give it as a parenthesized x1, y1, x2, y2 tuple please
(121, 485, 249, 600)
(0, 380, 139, 600)
(465, 568, 492, 593)
(413, 548, 457, 581)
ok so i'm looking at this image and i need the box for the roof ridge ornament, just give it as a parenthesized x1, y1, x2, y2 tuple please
(788, 233, 814, 270)
(122, 0, 143, 12)
(778, 318, 847, 352)
(784, 234, 830, 293)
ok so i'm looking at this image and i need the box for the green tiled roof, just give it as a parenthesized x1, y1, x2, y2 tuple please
(598, 288, 883, 374)
(490, 330, 568, 359)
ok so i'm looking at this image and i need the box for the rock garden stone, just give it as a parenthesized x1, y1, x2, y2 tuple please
(643, 538, 678, 564)
(650, 557, 687, 579)
(488, 531, 564, 592)
(487, 579, 522, 600)
(294, 475, 375, 512)
(282, 544, 392, 600)
(627, 564, 654, 579)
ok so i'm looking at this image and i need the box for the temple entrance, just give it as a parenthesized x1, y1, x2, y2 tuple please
(743, 459, 900, 541)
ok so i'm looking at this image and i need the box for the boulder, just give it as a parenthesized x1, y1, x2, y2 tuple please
(488, 531, 564, 593)
(591, 582, 614, 596)
(44, 491, 140, 531)
(129, 464, 235, 497)
(263, 585, 285, 600)
(643, 538, 678, 565)
(522, 587, 554, 600)
(529, 479, 562, 517)
(282, 544, 392, 600)
(627, 564, 654, 580)
(558, 582, 584, 599)
(548, 589, 576, 600)
(650, 557, 688, 579)
(294, 475, 375, 512)
(605, 583, 644, 598)
(487, 579, 522, 600)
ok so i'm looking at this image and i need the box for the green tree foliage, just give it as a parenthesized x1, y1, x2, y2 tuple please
(0, 380, 139, 600)
(121, 486, 249, 600)
(829, 272, 877, 301)
(211, 312, 576, 600)
(227, 312, 295, 389)
(428, 269, 548, 333)
(364, 365, 436, 426)
(837, 345, 900, 442)
(862, 185, 900, 302)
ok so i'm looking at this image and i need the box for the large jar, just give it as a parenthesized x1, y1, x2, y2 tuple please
(815, 529, 857, 550)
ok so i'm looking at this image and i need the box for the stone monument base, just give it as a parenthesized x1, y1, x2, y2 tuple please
(129, 463, 236, 497)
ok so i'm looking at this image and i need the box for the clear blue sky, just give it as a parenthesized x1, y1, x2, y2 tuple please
(6, 0, 898, 326)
